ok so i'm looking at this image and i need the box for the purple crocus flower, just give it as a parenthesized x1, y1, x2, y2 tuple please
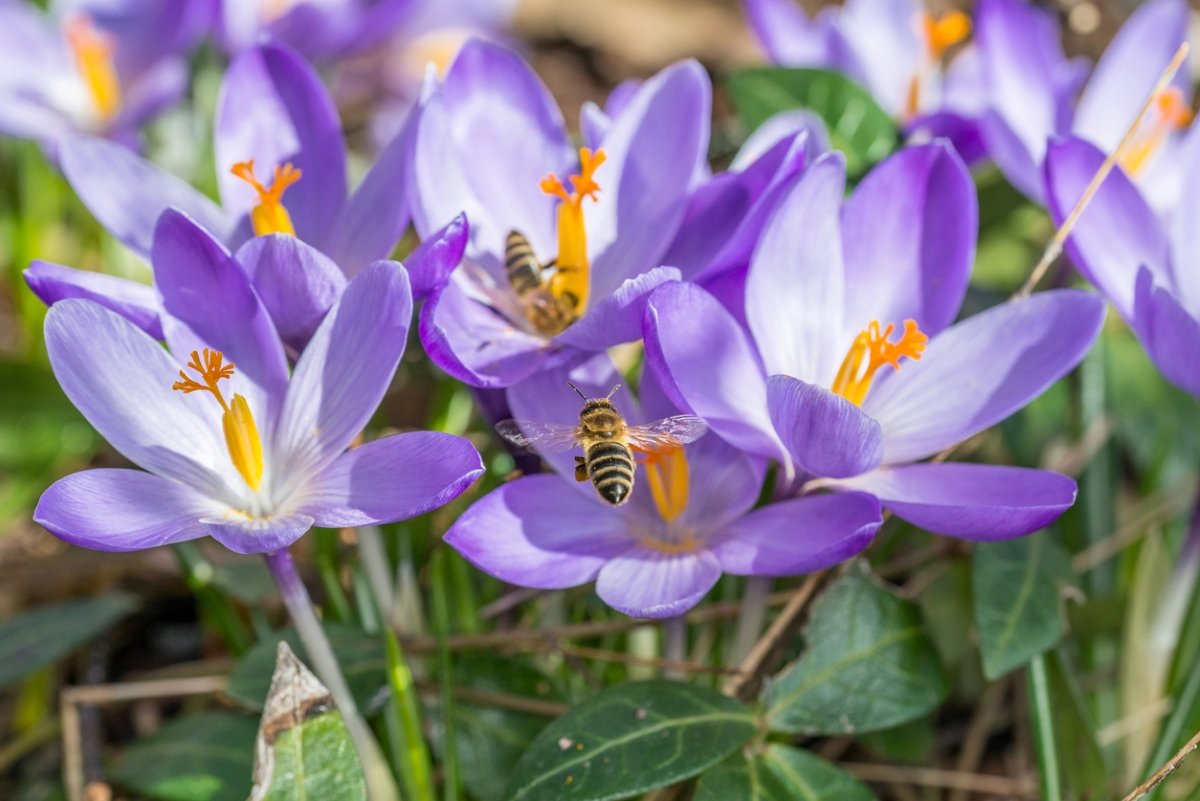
(412, 38, 711, 388)
(34, 210, 483, 555)
(1045, 135, 1200, 399)
(25, 39, 443, 351)
(215, 0, 418, 62)
(744, 0, 986, 161)
(0, 0, 210, 150)
(445, 357, 882, 619)
(644, 142, 1107, 540)
(975, 0, 1191, 208)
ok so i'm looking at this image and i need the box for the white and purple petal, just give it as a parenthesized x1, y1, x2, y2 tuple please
(766, 375, 883, 479)
(25, 261, 162, 340)
(595, 546, 723, 619)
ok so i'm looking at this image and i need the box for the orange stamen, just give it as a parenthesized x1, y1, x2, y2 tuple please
(230, 160, 302, 236)
(1121, 86, 1195, 176)
(539, 147, 606, 315)
(831, 320, 928, 406)
(922, 10, 971, 61)
(65, 14, 121, 123)
(172, 348, 263, 490)
(639, 443, 690, 524)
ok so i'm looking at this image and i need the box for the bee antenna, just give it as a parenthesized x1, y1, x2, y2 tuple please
(567, 382, 588, 401)
(607, 384, 621, 400)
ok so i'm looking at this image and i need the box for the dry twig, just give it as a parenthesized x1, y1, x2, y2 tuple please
(1119, 726, 1200, 801)
(841, 762, 1039, 798)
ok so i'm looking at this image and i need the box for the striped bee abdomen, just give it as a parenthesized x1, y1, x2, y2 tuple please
(504, 231, 542, 295)
(585, 440, 634, 505)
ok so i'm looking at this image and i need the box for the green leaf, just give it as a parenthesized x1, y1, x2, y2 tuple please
(0, 592, 138, 690)
(725, 67, 898, 176)
(250, 642, 366, 801)
(111, 711, 257, 801)
(973, 530, 1076, 680)
(501, 680, 757, 801)
(767, 570, 949, 735)
(450, 655, 565, 801)
(224, 624, 385, 712)
(695, 744, 876, 801)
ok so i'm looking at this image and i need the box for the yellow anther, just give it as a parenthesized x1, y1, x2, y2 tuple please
(1120, 86, 1195, 176)
(922, 10, 971, 61)
(230, 160, 302, 236)
(172, 349, 264, 491)
(640, 443, 690, 524)
(539, 147, 606, 316)
(832, 319, 928, 406)
(65, 14, 121, 123)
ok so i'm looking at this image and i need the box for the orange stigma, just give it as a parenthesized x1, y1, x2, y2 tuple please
(1121, 86, 1195, 176)
(65, 14, 121, 123)
(539, 147, 606, 315)
(231, 160, 302, 237)
(172, 349, 264, 491)
(831, 320, 928, 406)
(922, 10, 971, 61)
(639, 443, 690, 524)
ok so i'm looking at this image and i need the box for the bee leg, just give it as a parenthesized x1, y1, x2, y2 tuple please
(574, 457, 588, 482)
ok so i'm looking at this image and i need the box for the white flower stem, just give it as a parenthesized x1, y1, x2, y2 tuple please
(663, 615, 687, 680)
(264, 548, 400, 801)
(357, 525, 396, 627)
(727, 575, 772, 668)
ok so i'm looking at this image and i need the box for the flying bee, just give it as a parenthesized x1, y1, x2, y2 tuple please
(504, 230, 578, 336)
(496, 383, 709, 506)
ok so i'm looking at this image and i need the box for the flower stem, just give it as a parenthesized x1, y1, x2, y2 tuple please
(358, 525, 396, 627)
(1027, 653, 1062, 801)
(263, 548, 400, 801)
(663, 615, 687, 680)
(727, 576, 772, 667)
(430, 549, 461, 801)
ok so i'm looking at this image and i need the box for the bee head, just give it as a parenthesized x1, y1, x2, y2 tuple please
(570, 383, 621, 416)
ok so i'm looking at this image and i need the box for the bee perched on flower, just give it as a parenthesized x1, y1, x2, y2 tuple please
(411, 39, 711, 388)
(645, 141, 1106, 542)
(0, 0, 209, 152)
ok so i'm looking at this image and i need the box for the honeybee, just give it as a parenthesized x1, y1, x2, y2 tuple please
(504, 230, 577, 336)
(496, 384, 709, 506)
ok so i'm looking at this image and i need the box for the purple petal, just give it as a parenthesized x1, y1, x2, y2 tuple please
(843, 142, 975, 338)
(595, 546, 722, 619)
(60, 135, 232, 260)
(274, 261, 412, 485)
(34, 468, 219, 552)
(864, 290, 1106, 463)
(580, 101, 609, 150)
(1044, 137, 1171, 319)
(675, 432, 768, 532)
(837, 463, 1077, 540)
(327, 106, 415, 276)
(201, 512, 315, 555)
(712, 491, 881, 575)
(444, 474, 630, 589)
(1073, 0, 1189, 152)
(65, 0, 212, 77)
(418, 279, 551, 388)
(414, 38, 571, 265)
(587, 60, 711, 302)
(152, 210, 290, 420)
(978, 110, 1047, 203)
(236, 234, 347, 354)
(908, 115, 989, 168)
(1168, 128, 1200, 312)
(1132, 266, 1200, 398)
(24, 261, 162, 340)
(405, 214, 469, 302)
(300, 432, 483, 527)
(643, 281, 787, 463)
(767, 375, 883, 479)
(976, 0, 1067, 167)
(43, 300, 236, 497)
(215, 43, 347, 252)
(837, 0, 920, 114)
(555, 267, 680, 351)
(112, 57, 188, 133)
(744, 0, 844, 66)
(746, 151, 847, 384)
(730, 110, 828, 171)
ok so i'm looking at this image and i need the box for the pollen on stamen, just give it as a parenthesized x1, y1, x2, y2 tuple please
(640, 443, 690, 524)
(538, 147, 606, 315)
(231, 160, 303, 237)
(922, 11, 971, 61)
(65, 14, 122, 123)
(1120, 86, 1195, 176)
(832, 319, 928, 407)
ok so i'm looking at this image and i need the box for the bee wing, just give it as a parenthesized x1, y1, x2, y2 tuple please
(495, 419, 582, 454)
(626, 415, 710, 453)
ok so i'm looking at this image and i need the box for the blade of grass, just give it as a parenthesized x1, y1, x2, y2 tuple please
(1028, 653, 1063, 801)
(431, 549, 460, 801)
(385, 628, 435, 801)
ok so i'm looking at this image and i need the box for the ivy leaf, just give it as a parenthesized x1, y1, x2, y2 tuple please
(725, 67, 898, 177)
(695, 744, 876, 801)
(767, 570, 949, 735)
(973, 529, 1076, 680)
(501, 680, 757, 801)
(0, 592, 138, 690)
(248, 641, 366, 801)
(111, 711, 258, 801)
